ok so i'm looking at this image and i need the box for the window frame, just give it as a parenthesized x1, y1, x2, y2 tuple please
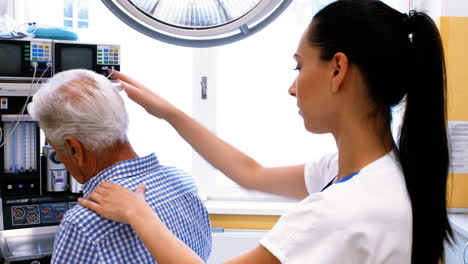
(63, 0, 89, 29)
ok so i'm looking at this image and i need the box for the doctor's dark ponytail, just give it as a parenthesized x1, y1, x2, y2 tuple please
(309, 1, 452, 263)
(398, 9, 452, 264)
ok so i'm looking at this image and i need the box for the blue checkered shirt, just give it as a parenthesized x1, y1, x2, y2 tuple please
(51, 153, 212, 264)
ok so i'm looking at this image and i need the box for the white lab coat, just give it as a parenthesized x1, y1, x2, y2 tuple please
(260, 151, 412, 264)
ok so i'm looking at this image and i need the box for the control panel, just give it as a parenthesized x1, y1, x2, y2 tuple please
(10, 202, 73, 226)
(11, 205, 40, 226)
(97, 45, 119, 65)
(96, 45, 120, 76)
(40, 203, 67, 224)
(4, 197, 80, 229)
(0, 39, 53, 80)
(23, 40, 53, 77)
(30, 41, 52, 66)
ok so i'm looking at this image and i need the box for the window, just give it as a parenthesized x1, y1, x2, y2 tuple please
(63, 0, 73, 27)
(14, 0, 89, 30)
(63, 0, 89, 29)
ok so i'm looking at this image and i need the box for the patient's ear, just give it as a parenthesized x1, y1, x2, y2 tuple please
(64, 137, 85, 167)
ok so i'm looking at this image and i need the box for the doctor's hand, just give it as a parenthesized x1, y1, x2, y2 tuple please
(111, 70, 178, 120)
(78, 182, 152, 224)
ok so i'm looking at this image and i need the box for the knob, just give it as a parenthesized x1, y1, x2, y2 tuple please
(56, 211, 65, 219)
(42, 207, 51, 214)
(13, 207, 25, 218)
(27, 212, 38, 223)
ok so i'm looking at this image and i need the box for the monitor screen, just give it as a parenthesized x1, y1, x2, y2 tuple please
(60, 47, 93, 71)
(0, 43, 22, 75)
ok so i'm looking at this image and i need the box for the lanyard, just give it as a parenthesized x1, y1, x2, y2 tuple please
(320, 171, 360, 192)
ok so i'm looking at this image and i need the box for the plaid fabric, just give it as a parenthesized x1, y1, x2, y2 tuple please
(51, 153, 212, 264)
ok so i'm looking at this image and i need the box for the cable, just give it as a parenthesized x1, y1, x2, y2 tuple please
(0, 63, 50, 149)
(107, 67, 123, 92)
(0, 66, 36, 148)
(106, 67, 115, 79)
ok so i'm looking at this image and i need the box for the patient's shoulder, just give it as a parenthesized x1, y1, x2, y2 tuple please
(155, 165, 195, 182)
(116, 165, 197, 193)
(61, 203, 122, 242)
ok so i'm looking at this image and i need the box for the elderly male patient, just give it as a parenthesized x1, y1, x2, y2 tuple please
(28, 69, 211, 263)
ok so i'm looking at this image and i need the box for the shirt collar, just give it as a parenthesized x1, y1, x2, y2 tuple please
(82, 153, 160, 197)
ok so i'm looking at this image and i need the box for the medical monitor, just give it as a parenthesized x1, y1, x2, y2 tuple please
(54, 41, 120, 77)
(0, 43, 22, 75)
(60, 46, 94, 71)
(0, 39, 53, 80)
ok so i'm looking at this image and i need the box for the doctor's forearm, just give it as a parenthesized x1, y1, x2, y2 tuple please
(127, 204, 204, 264)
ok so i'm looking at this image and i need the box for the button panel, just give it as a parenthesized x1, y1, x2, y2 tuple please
(10, 201, 76, 226)
(97, 45, 120, 65)
(30, 41, 52, 62)
(40, 203, 67, 223)
(11, 205, 40, 226)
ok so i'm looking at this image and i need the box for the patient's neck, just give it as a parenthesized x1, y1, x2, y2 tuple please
(87, 141, 139, 182)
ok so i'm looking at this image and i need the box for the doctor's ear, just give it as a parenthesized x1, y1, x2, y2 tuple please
(330, 52, 349, 93)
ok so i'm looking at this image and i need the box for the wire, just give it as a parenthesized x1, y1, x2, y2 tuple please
(0, 63, 50, 149)
(106, 67, 115, 79)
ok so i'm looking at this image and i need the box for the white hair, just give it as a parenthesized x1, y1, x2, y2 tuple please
(28, 69, 128, 151)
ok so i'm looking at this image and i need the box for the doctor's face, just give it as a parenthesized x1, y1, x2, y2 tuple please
(288, 27, 336, 134)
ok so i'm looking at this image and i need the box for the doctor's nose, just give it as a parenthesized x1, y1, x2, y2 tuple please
(289, 82, 297, 97)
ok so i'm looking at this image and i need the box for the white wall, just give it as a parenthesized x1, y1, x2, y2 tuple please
(0, 0, 15, 17)
(411, 0, 468, 19)
(411, 0, 468, 18)
(441, 0, 468, 17)
(208, 230, 266, 264)
(412, 0, 442, 18)
(14, 0, 63, 25)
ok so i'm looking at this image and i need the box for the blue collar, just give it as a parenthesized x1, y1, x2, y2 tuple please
(336, 171, 360, 183)
(321, 171, 360, 192)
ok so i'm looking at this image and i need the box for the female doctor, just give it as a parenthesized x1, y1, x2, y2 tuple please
(78, 1, 452, 263)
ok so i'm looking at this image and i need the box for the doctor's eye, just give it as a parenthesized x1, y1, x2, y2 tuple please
(294, 64, 301, 71)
